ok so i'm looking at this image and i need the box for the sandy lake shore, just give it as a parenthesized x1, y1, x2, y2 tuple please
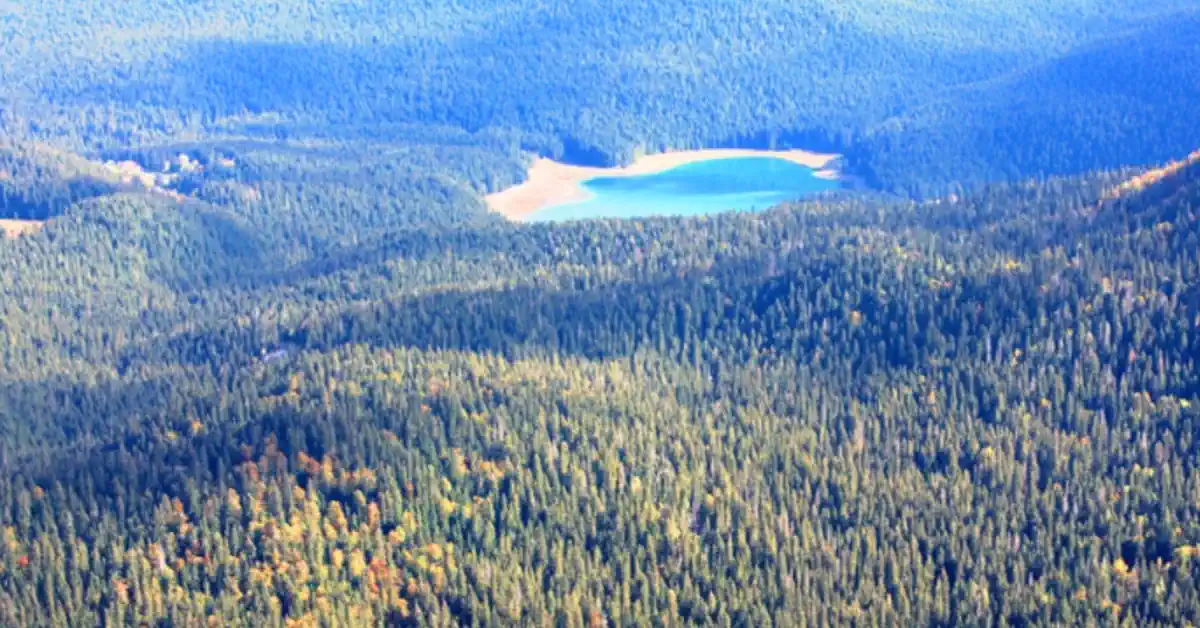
(0, 219, 45, 239)
(485, 148, 841, 221)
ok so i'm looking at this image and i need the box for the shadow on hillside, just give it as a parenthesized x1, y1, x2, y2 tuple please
(10, 210, 1200, 477)
(102, 184, 1087, 375)
(113, 232, 1027, 378)
(57, 6, 1033, 169)
(858, 9, 1200, 196)
(0, 176, 121, 221)
(1, 255, 761, 473)
(0, 368, 405, 518)
(122, 259, 766, 373)
(0, 370, 220, 466)
(61, 30, 614, 156)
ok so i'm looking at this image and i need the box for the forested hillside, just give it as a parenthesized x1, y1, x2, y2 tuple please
(2, 0, 1197, 195)
(856, 11, 1200, 196)
(1, 152, 1199, 624)
(3, 1, 1200, 626)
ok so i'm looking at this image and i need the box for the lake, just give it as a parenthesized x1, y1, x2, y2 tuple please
(527, 156, 838, 222)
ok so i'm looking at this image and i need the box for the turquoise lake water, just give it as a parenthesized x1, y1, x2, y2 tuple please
(528, 156, 839, 222)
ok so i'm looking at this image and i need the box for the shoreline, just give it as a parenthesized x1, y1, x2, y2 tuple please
(485, 148, 841, 221)
(0, 219, 45, 239)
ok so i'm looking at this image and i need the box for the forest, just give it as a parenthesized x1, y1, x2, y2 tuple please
(1, 149, 1199, 625)
(2, 1, 1200, 626)
(2, 1, 1199, 195)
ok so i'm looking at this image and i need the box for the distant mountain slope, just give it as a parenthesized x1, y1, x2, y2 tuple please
(856, 10, 1200, 196)
(1, 0, 1193, 188)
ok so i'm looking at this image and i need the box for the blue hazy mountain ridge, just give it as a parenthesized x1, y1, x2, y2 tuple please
(530, 157, 838, 221)
(1, 0, 1196, 199)
(855, 9, 1200, 196)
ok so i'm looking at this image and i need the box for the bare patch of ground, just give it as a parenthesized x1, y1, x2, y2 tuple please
(1, 219, 45, 239)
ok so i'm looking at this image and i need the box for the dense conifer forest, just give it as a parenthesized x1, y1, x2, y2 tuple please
(3, 1, 1199, 194)
(2, 1, 1200, 626)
